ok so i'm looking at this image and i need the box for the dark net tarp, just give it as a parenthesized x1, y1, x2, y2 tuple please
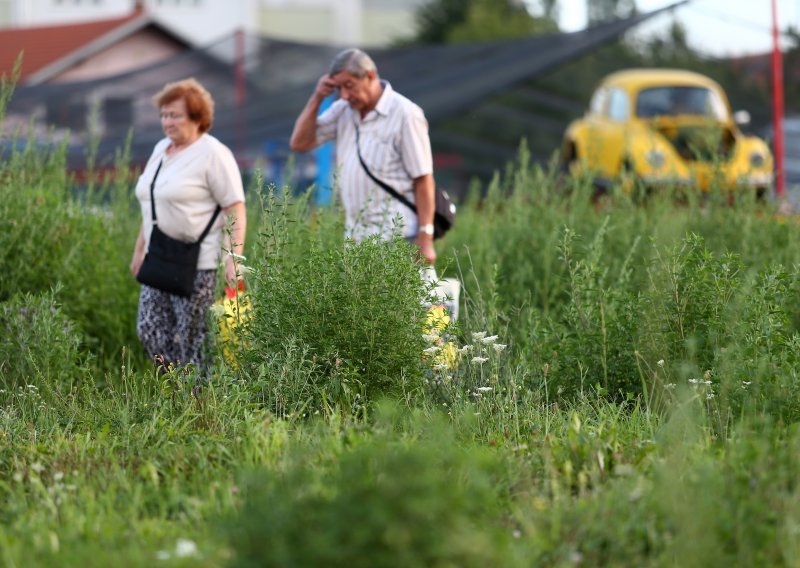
(2, 3, 684, 189)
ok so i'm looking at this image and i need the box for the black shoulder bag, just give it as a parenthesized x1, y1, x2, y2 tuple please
(136, 160, 222, 297)
(355, 126, 455, 240)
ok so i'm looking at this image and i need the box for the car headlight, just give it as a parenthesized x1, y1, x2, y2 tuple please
(646, 150, 665, 169)
(750, 152, 765, 168)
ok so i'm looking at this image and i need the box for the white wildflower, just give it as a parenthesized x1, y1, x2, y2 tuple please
(657, 359, 665, 367)
(423, 346, 440, 354)
(707, 392, 715, 400)
(472, 331, 487, 341)
(688, 378, 699, 384)
(480, 335, 500, 344)
(433, 364, 449, 371)
(704, 380, 712, 385)
(458, 345, 473, 354)
(31, 462, 44, 474)
(665, 383, 676, 389)
(492, 343, 507, 353)
(476, 386, 493, 392)
(742, 381, 752, 386)
(174, 538, 198, 558)
(53, 471, 64, 482)
(208, 303, 225, 317)
(471, 356, 489, 364)
(422, 333, 439, 343)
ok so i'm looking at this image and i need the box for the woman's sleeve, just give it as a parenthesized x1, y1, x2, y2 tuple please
(207, 143, 246, 207)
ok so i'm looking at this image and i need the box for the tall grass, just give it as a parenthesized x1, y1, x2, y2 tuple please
(4, 71, 800, 566)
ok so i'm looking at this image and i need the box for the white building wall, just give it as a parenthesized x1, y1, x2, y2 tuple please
(4, 0, 131, 26)
(0, 0, 424, 47)
(256, 0, 426, 46)
(0, 0, 258, 46)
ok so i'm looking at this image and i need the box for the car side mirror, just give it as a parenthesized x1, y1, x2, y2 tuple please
(733, 110, 751, 126)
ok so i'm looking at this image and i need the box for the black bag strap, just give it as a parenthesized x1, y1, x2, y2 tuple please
(148, 160, 164, 224)
(355, 125, 417, 215)
(148, 159, 222, 242)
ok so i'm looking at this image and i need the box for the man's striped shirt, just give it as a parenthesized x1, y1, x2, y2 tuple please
(316, 81, 433, 241)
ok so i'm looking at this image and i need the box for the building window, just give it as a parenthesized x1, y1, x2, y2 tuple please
(46, 98, 87, 131)
(103, 97, 133, 131)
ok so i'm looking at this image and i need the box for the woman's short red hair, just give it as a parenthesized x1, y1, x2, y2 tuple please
(153, 78, 214, 133)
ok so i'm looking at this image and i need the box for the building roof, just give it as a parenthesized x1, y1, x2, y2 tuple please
(0, 7, 192, 85)
(4, 0, 688, 180)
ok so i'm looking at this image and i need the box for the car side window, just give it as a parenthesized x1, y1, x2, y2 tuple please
(607, 88, 629, 122)
(706, 90, 728, 121)
(589, 88, 608, 117)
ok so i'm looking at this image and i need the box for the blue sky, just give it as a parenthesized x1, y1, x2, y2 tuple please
(552, 0, 800, 57)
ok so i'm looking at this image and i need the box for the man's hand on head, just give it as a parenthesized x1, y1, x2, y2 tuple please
(315, 74, 338, 100)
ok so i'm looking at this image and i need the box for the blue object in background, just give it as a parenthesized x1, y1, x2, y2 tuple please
(314, 95, 335, 205)
(263, 138, 288, 190)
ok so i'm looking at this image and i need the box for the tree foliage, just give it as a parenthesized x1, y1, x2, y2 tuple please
(588, 0, 637, 25)
(414, 0, 557, 44)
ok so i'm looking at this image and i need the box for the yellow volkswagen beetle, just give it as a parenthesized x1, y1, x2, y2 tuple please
(560, 69, 773, 197)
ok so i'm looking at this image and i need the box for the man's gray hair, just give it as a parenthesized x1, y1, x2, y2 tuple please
(329, 48, 378, 78)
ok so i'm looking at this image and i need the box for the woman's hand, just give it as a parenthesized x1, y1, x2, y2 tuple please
(223, 201, 247, 286)
(130, 250, 145, 277)
(131, 225, 146, 277)
(224, 255, 240, 287)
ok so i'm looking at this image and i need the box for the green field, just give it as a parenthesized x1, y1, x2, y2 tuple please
(4, 94, 800, 567)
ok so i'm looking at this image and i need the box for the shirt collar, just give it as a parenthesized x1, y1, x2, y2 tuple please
(373, 80, 393, 117)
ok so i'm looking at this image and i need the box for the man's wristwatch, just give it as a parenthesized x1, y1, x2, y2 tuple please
(418, 223, 435, 236)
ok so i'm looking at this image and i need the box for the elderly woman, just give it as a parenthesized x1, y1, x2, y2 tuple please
(130, 78, 246, 371)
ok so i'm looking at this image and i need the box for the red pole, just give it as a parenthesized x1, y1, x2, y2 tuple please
(235, 27, 246, 156)
(772, 0, 786, 198)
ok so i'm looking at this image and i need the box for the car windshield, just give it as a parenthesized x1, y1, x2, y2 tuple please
(636, 86, 728, 120)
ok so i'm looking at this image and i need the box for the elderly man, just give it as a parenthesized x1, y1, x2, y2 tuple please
(290, 48, 436, 264)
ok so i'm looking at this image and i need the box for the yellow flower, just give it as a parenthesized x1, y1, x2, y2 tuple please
(435, 341, 459, 370)
(425, 305, 451, 333)
(216, 287, 253, 367)
(422, 305, 460, 371)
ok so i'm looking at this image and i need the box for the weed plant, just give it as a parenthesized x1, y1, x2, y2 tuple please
(238, 190, 430, 417)
(6, 76, 800, 565)
(225, 405, 517, 568)
(0, 124, 143, 369)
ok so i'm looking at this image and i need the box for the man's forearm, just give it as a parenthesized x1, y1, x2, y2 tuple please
(290, 93, 323, 152)
(413, 173, 437, 264)
(413, 174, 435, 227)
